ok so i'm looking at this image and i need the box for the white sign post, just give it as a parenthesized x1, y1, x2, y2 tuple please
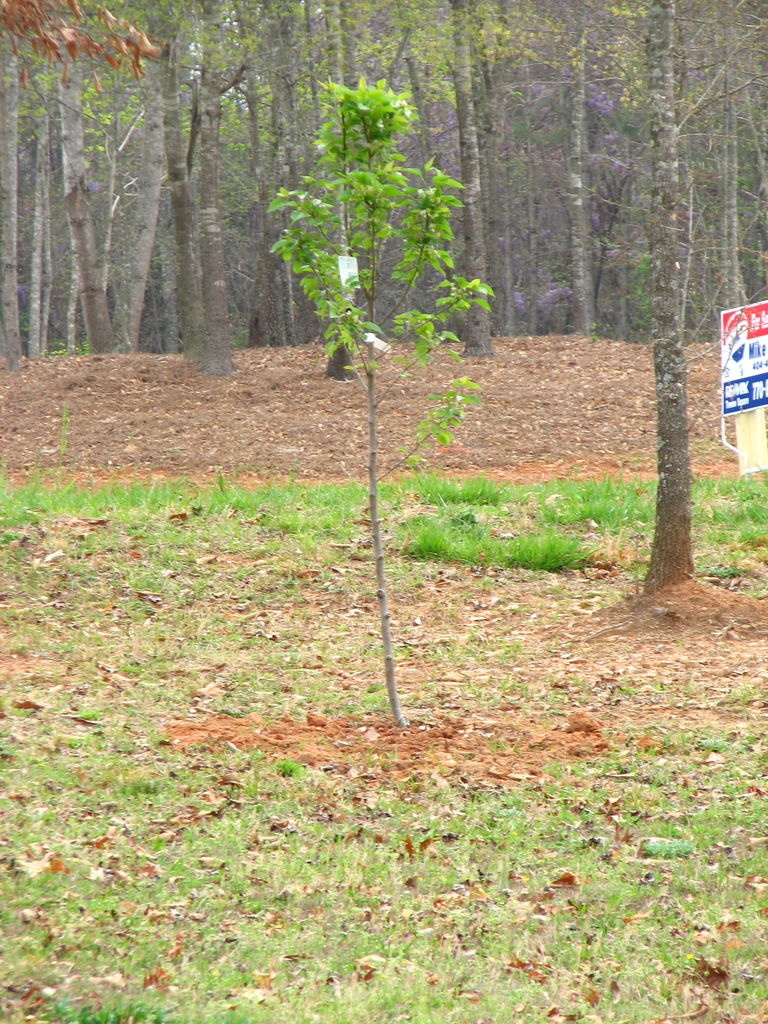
(720, 303, 768, 475)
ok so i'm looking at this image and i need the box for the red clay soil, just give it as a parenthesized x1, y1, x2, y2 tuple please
(568, 579, 768, 641)
(165, 709, 609, 786)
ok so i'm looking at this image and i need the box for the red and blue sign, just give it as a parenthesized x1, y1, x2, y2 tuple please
(721, 302, 768, 416)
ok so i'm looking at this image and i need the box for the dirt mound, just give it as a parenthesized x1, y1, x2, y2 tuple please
(575, 579, 768, 642)
(0, 336, 728, 482)
(164, 710, 610, 785)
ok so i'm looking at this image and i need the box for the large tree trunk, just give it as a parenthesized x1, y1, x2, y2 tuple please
(112, 66, 165, 353)
(160, 33, 205, 362)
(58, 60, 114, 355)
(196, 0, 243, 377)
(644, 0, 694, 594)
(0, 50, 21, 370)
(450, 0, 493, 357)
(198, 38, 235, 378)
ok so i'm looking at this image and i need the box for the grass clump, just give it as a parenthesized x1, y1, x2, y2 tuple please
(402, 513, 587, 571)
(410, 473, 507, 507)
(538, 475, 654, 530)
(45, 1003, 170, 1024)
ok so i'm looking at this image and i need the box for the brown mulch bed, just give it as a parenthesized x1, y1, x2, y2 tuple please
(0, 335, 728, 482)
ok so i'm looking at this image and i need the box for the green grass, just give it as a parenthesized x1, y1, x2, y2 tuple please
(402, 512, 587, 571)
(1, 472, 768, 1023)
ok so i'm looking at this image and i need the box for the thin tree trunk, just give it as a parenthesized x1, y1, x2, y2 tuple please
(475, 50, 507, 334)
(260, 1, 300, 348)
(156, 208, 179, 353)
(450, 0, 493, 357)
(58, 60, 114, 354)
(339, 0, 358, 87)
(29, 116, 51, 359)
(679, 180, 694, 337)
(66, 259, 79, 355)
(366, 364, 408, 729)
(721, 62, 745, 308)
(405, 43, 439, 167)
(523, 63, 539, 335)
(303, 0, 321, 125)
(568, 31, 594, 336)
(746, 89, 768, 293)
(644, 0, 694, 594)
(0, 50, 21, 370)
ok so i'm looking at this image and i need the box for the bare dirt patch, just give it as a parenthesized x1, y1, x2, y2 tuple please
(571, 579, 768, 642)
(165, 709, 609, 786)
(0, 336, 727, 482)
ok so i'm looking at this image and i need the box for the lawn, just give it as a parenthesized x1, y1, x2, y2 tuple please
(1, 472, 768, 1024)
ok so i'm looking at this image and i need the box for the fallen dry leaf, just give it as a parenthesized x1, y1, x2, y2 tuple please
(550, 871, 579, 887)
(142, 966, 171, 991)
(693, 957, 729, 988)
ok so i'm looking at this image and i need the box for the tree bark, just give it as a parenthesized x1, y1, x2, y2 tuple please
(450, 0, 493, 357)
(112, 66, 165, 353)
(28, 115, 52, 358)
(568, 30, 595, 336)
(474, 42, 508, 334)
(58, 60, 114, 355)
(0, 50, 21, 370)
(260, 1, 301, 349)
(644, 0, 694, 594)
(721, 61, 745, 308)
(160, 32, 205, 362)
(366, 363, 408, 729)
(197, 31, 235, 378)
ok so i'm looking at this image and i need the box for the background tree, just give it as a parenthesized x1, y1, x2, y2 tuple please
(110, 60, 165, 353)
(58, 58, 115, 354)
(195, 0, 242, 377)
(449, 0, 493, 357)
(0, 49, 21, 370)
(157, 18, 205, 362)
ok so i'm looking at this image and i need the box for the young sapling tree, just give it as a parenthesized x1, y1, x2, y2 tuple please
(270, 79, 491, 728)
